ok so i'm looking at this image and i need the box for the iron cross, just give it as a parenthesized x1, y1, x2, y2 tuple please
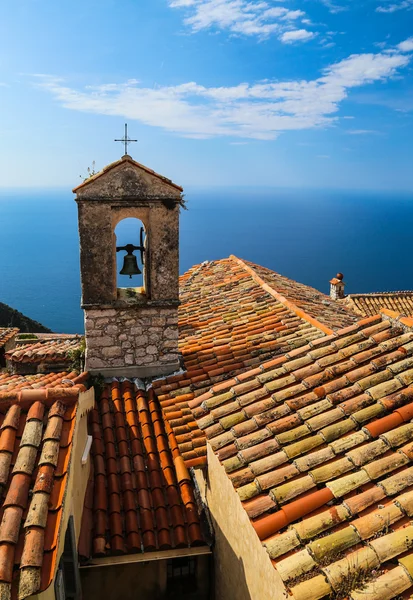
(115, 123, 137, 156)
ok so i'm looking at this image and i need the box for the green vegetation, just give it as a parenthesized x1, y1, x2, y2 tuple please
(68, 338, 86, 373)
(0, 302, 51, 333)
(89, 373, 106, 398)
(80, 161, 98, 182)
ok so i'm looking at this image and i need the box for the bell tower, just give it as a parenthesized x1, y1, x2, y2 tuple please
(73, 154, 182, 377)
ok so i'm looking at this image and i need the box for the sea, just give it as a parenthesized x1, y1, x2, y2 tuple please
(1, 187, 413, 334)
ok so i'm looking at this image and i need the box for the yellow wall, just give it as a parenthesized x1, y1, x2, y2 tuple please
(195, 444, 286, 600)
(35, 387, 95, 600)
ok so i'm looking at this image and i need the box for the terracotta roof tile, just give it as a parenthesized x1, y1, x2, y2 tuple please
(191, 311, 413, 600)
(0, 329, 19, 350)
(0, 371, 80, 392)
(79, 380, 206, 561)
(344, 292, 413, 318)
(0, 383, 85, 600)
(5, 337, 82, 365)
(155, 257, 357, 466)
(237, 258, 359, 330)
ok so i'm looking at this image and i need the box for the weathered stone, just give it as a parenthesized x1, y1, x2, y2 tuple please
(125, 354, 135, 365)
(102, 346, 122, 358)
(85, 329, 102, 337)
(95, 318, 110, 327)
(87, 336, 114, 349)
(146, 345, 158, 355)
(130, 327, 143, 336)
(106, 325, 119, 335)
(86, 309, 117, 319)
(163, 340, 177, 349)
(161, 353, 180, 362)
(152, 317, 166, 326)
(164, 327, 179, 340)
(86, 357, 106, 369)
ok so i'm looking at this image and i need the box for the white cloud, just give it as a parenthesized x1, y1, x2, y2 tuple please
(168, 0, 314, 42)
(376, 0, 413, 11)
(280, 29, 315, 43)
(169, 0, 197, 5)
(36, 41, 412, 141)
(398, 37, 413, 52)
(346, 129, 380, 134)
(318, 0, 348, 13)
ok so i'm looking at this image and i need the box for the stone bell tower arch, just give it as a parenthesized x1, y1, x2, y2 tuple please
(73, 154, 182, 377)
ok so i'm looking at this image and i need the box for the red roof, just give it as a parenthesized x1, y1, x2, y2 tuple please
(78, 380, 205, 560)
(6, 337, 82, 365)
(0, 371, 81, 393)
(188, 310, 413, 599)
(154, 256, 359, 467)
(0, 377, 87, 600)
(0, 330, 18, 349)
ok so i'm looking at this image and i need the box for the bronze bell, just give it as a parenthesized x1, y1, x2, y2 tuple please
(119, 248, 141, 278)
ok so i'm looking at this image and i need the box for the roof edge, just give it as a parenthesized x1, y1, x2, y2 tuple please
(0, 384, 86, 409)
(348, 291, 413, 298)
(229, 255, 334, 336)
(72, 155, 183, 193)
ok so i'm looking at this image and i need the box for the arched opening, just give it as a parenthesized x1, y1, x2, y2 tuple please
(114, 217, 146, 295)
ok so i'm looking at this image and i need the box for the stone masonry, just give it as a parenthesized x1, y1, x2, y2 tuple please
(73, 154, 183, 377)
(84, 307, 179, 374)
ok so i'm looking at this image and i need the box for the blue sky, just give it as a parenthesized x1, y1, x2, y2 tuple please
(0, 0, 412, 190)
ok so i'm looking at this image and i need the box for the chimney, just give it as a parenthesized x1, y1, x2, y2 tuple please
(330, 273, 345, 300)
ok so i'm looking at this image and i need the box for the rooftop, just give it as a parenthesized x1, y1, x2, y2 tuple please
(5, 337, 83, 366)
(78, 380, 206, 560)
(0, 329, 18, 349)
(73, 154, 183, 194)
(188, 310, 413, 600)
(344, 292, 413, 319)
(0, 371, 83, 393)
(154, 256, 360, 467)
(0, 376, 88, 600)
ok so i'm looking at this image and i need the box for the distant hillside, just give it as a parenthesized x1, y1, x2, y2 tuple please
(0, 302, 52, 333)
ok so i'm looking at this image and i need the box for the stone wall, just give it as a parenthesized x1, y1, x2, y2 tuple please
(84, 306, 179, 376)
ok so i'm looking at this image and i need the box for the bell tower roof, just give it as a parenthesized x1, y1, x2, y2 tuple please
(73, 154, 183, 196)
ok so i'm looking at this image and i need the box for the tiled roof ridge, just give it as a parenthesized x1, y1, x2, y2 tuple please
(348, 291, 413, 297)
(229, 255, 335, 336)
(179, 260, 210, 290)
(5, 338, 83, 365)
(0, 328, 19, 348)
(72, 155, 183, 193)
(0, 372, 88, 409)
